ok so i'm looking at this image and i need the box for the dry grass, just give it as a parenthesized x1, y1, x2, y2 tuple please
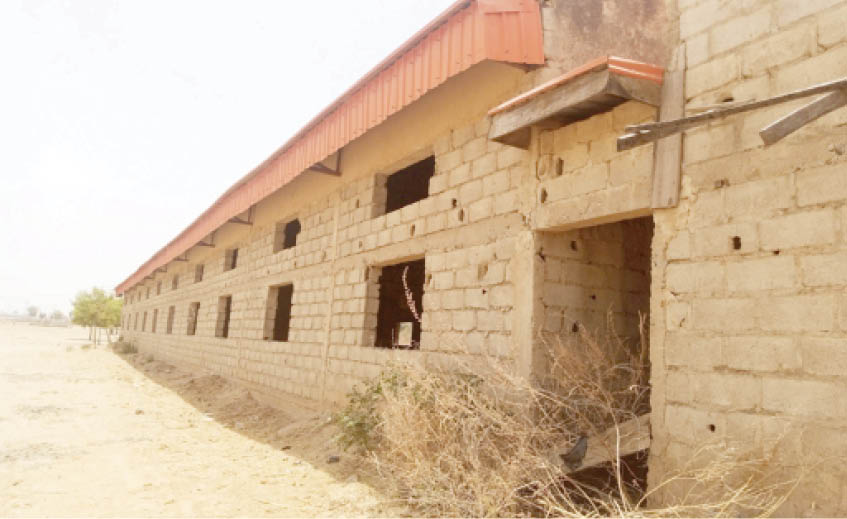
(334, 320, 800, 517)
(110, 340, 137, 354)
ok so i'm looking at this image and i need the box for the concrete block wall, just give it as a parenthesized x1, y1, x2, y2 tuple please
(121, 106, 534, 406)
(539, 217, 652, 342)
(650, 0, 847, 514)
(534, 102, 657, 230)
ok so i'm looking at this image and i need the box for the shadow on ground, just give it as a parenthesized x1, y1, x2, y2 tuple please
(111, 350, 387, 500)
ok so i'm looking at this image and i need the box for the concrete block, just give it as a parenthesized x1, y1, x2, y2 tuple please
(666, 261, 725, 293)
(757, 294, 836, 332)
(463, 136, 488, 162)
(776, 0, 843, 27)
(797, 163, 847, 206)
(726, 255, 797, 292)
(685, 53, 739, 98)
(759, 209, 837, 250)
(448, 163, 471, 188)
(801, 337, 847, 376)
(741, 22, 815, 75)
(762, 377, 847, 418)
(801, 251, 847, 287)
(458, 179, 483, 205)
(692, 298, 758, 332)
(775, 44, 847, 93)
(723, 336, 800, 372)
(710, 6, 772, 56)
(452, 310, 475, 331)
(680, 0, 739, 39)
(452, 124, 475, 148)
(665, 334, 722, 369)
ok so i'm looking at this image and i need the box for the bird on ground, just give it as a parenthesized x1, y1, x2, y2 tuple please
(560, 434, 588, 471)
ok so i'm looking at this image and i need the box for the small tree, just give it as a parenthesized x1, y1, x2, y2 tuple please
(26, 306, 38, 318)
(72, 288, 123, 344)
(50, 310, 66, 321)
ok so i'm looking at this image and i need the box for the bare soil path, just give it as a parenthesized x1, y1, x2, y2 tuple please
(0, 322, 389, 517)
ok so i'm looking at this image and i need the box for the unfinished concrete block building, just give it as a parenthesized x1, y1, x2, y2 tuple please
(119, 0, 847, 513)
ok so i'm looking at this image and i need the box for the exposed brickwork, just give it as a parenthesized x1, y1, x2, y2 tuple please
(649, 0, 847, 513)
(119, 1, 847, 512)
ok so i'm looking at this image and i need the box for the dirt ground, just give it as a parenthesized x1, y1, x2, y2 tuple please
(0, 322, 395, 517)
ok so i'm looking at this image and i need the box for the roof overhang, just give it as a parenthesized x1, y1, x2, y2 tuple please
(115, 0, 544, 295)
(487, 56, 663, 149)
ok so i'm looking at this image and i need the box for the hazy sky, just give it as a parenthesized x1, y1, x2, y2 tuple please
(0, 0, 455, 314)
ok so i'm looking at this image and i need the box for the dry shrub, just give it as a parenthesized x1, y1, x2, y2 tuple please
(111, 340, 137, 354)
(335, 320, 799, 517)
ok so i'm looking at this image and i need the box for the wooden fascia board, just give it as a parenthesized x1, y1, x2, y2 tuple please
(489, 69, 661, 149)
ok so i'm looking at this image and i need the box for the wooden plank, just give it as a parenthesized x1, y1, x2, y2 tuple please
(651, 44, 685, 209)
(620, 76, 847, 151)
(489, 69, 614, 148)
(549, 414, 651, 473)
(760, 90, 847, 145)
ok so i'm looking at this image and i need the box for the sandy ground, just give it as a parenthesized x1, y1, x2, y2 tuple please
(0, 322, 394, 517)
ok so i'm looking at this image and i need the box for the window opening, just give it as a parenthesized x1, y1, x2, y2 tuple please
(375, 258, 425, 349)
(166, 306, 175, 334)
(264, 284, 293, 341)
(187, 302, 200, 336)
(216, 296, 232, 338)
(385, 156, 435, 214)
(224, 248, 239, 271)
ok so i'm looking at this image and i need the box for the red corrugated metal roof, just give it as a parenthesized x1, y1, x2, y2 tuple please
(116, 0, 544, 295)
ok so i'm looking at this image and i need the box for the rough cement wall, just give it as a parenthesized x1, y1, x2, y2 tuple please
(649, 0, 847, 514)
(534, 0, 672, 86)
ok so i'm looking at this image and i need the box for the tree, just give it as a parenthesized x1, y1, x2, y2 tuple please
(71, 288, 123, 344)
(50, 310, 66, 321)
(26, 306, 38, 318)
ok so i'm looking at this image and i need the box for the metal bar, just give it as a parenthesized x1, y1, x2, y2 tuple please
(618, 77, 847, 151)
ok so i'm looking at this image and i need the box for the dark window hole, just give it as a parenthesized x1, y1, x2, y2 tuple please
(375, 259, 424, 349)
(385, 156, 435, 213)
(732, 236, 742, 250)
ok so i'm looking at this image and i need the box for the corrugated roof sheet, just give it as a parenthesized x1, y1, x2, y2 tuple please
(116, 0, 544, 294)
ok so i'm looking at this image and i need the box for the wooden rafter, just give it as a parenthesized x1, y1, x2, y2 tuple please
(618, 77, 847, 151)
(308, 148, 342, 176)
(229, 205, 254, 226)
